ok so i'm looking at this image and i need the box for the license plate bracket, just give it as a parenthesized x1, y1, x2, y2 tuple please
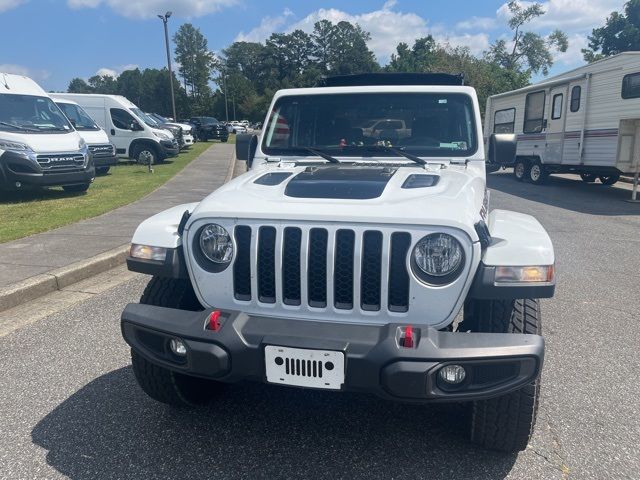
(264, 345, 345, 390)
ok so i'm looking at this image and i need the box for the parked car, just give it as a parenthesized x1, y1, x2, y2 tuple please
(52, 93, 179, 165)
(122, 73, 555, 453)
(227, 121, 247, 134)
(0, 73, 95, 192)
(188, 117, 228, 142)
(147, 113, 194, 149)
(484, 51, 640, 186)
(55, 98, 116, 175)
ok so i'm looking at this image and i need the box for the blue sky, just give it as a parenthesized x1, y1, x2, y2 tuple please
(0, 0, 627, 91)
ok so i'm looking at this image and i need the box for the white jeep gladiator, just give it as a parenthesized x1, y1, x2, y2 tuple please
(121, 73, 555, 453)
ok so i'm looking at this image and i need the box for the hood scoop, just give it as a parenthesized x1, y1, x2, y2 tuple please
(284, 166, 397, 200)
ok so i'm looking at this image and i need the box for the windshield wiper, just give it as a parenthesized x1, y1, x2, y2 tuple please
(0, 121, 39, 132)
(301, 147, 340, 164)
(348, 144, 427, 165)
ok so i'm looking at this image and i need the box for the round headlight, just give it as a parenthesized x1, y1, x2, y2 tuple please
(199, 224, 233, 264)
(412, 233, 464, 284)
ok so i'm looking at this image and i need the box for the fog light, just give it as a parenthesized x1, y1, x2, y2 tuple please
(439, 364, 466, 384)
(169, 338, 187, 356)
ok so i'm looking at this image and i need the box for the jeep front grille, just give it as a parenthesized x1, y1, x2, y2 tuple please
(232, 225, 411, 313)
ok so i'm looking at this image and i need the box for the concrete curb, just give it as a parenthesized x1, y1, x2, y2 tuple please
(0, 146, 238, 313)
(0, 244, 130, 312)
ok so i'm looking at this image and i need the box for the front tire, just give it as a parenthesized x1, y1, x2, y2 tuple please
(133, 144, 159, 166)
(132, 277, 220, 407)
(528, 160, 548, 185)
(513, 158, 528, 181)
(463, 299, 542, 452)
(580, 173, 597, 183)
(96, 166, 110, 175)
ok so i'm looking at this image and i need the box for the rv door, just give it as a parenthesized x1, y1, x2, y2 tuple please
(545, 86, 568, 164)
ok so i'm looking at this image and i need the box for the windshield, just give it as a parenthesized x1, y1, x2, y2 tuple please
(57, 102, 99, 131)
(151, 113, 169, 123)
(131, 108, 159, 128)
(0, 94, 73, 133)
(198, 117, 219, 125)
(262, 92, 477, 158)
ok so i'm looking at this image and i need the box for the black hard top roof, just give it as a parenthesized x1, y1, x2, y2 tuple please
(317, 73, 465, 87)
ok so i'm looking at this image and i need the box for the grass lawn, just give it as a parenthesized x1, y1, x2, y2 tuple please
(0, 141, 214, 243)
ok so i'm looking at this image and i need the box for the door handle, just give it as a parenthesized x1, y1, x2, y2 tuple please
(111, 129, 115, 135)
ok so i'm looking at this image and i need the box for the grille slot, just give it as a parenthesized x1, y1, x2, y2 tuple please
(334, 230, 355, 309)
(307, 228, 328, 308)
(285, 358, 324, 378)
(36, 154, 84, 171)
(231, 224, 415, 314)
(257, 226, 276, 303)
(233, 226, 252, 301)
(388, 232, 411, 312)
(88, 144, 114, 157)
(282, 227, 302, 305)
(361, 231, 383, 311)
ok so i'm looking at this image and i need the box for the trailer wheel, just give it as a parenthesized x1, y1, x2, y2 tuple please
(580, 173, 597, 183)
(528, 160, 548, 185)
(513, 159, 528, 181)
(599, 174, 620, 186)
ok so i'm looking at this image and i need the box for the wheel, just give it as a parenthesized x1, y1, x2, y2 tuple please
(580, 173, 597, 183)
(131, 277, 221, 407)
(528, 160, 548, 185)
(133, 144, 159, 166)
(221, 138, 228, 143)
(96, 166, 110, 175)
(62, 183, 91, 193)
(513, 159, 528, 181)
(599, 174, 620, 186)
(462, 298, 542, 452)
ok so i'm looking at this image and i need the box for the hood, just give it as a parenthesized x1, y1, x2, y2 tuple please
(190, 163, 486, 241)
(0, 130, 84, 153)
(77, 129, 109, 145)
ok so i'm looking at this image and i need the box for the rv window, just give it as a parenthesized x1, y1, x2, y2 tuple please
(551, 94, 563, 120)
(622, 72, 640, 99)
(494, 108, 515, 133)
(570, 86, 581, 112)
(523, 90, 545, 134)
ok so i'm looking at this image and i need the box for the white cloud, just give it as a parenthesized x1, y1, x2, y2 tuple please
(67, 0, 237, 19)
(236, 8, 294, 42)
(94, 64, 138, 77)
(553, 32, 588, 65)
(0, 63, 50, 80)
(0, 0, 26, 13)
(456, 16, 497, 31)
(497, 0, 625, 31)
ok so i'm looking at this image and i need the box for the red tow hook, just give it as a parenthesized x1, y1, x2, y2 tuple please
(401, 325, 414, 348)
(206, 310, 222, 331)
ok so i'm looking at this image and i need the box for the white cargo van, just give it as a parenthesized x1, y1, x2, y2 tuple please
(54, 98, 116, 175)
(52, 93, 179, 165)
(0, 72, 94, 192)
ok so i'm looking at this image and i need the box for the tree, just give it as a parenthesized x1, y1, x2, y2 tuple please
(486, 1, 568, 76)
(117, 68, 143, 106)
(67, 78, 93, 93)
(87, 74, 118, 94)
(387, 36, 438, 72)
(314, 20, 379, 75)
(173, 23, 216, 99)
(583, 0, 640, 62)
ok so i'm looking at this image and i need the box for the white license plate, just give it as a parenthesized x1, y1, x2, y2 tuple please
(264, 345, 345, 390)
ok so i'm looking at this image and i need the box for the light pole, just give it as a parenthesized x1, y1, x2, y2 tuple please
(158, 11, 177, 121)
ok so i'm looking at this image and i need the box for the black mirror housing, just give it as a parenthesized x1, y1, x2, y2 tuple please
(488, 133, 517, 166)
(236, 134, 258, 165)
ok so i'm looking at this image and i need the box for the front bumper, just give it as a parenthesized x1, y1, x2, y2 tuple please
(0, 150, 95, 189)
(204, 128, 229, 140)
(159, 140, 180, 158)
(121, 304, 544, 403)
(91, 154, 118, 168)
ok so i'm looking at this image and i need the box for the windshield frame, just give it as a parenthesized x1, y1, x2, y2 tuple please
(261, 91, 479, 159)
(0, 93, 74, 134)
(131, 108, 159, 128)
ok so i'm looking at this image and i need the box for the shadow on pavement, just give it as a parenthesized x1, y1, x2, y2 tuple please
(32, 367, 517, 480)
(488, 171, 640, 216)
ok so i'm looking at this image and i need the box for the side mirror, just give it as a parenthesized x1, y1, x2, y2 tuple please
(488, 133, 517, 166)
(69, 119, 77, 128)
(236, 134, 258, 166)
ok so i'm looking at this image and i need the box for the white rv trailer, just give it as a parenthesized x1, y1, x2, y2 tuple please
(485, 52, 640, 188)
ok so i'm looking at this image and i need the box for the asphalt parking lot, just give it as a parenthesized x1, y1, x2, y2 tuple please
(0, 170, 638, 480)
